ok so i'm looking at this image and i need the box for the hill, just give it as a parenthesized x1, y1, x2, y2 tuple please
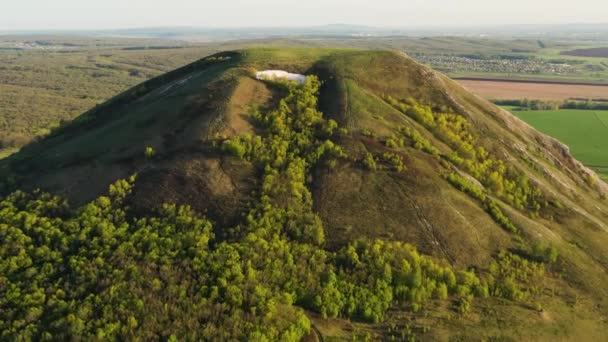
(1, 48, 608, 341)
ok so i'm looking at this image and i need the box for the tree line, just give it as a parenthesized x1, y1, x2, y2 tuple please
(493, 98, 608, 111)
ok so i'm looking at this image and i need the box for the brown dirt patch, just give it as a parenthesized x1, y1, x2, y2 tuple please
(457, 80, 608, 101)
(562, 47, 608, 58)
(220, 76, 273, 137)
(129, 155, 256, 228)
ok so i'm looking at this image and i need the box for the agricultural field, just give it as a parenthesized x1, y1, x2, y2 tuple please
(505, 107, 608, 180)
(458, 79, 608, 101)
(562, 47, 608, 58)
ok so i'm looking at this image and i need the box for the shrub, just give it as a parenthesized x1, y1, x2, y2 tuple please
(435, 283, 449, 300)
(144, 146, 155, 158)
(384, 136, 402, 149)
(362, 152, 378, 171)
(532, 242, 559, 264)
(488, 250, 546, 301)
(445, 172, 518, 234)
(221, 138, 247, 159)
(361, 128, 374, 137)
(407, 105, 436, 127)
(400, 126, 439, 156)
(324, 119, 339, 136)
(457, 295, 472, 314)
(381, 152, 406, 172)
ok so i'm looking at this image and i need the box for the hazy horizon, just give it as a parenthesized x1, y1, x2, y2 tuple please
(4, 22, 608, 32)
(3, 0, 608, 31)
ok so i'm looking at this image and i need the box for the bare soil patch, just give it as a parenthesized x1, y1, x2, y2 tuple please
(562, 47, 608, 58)
(221, 77, 273, 136)
(457, 80, 608, 101)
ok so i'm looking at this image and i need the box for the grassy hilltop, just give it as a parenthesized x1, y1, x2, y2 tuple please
(1, 48, 608, 340)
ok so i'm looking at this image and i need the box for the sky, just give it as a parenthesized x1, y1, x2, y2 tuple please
(1, 0, 607, 30)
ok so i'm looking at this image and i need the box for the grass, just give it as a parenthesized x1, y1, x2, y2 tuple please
(505, 107, 608, 178)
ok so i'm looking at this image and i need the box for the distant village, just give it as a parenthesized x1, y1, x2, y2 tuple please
(413, 53, 575, 75)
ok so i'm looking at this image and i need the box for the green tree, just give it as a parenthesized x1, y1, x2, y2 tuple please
(144, 146, 155, 158)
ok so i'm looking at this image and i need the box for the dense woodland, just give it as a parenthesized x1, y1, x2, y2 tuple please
(0, 76, 561, 340)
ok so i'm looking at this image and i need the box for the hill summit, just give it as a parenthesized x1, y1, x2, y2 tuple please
(1, 48, 608, 340)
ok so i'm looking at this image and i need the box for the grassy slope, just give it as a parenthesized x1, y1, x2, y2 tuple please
(1, 52, 244, 204)
(2, 48, 608, 340)
(244, 49, 608, 339)
(507, 108, 608, 179)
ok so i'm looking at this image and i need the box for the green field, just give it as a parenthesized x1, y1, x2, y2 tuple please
(506, 107, 608, 180)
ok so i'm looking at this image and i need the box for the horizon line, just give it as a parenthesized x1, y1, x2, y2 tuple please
(2, 22, 608, 33)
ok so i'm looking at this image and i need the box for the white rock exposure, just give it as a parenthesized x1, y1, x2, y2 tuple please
(255, 70, 306, 84)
